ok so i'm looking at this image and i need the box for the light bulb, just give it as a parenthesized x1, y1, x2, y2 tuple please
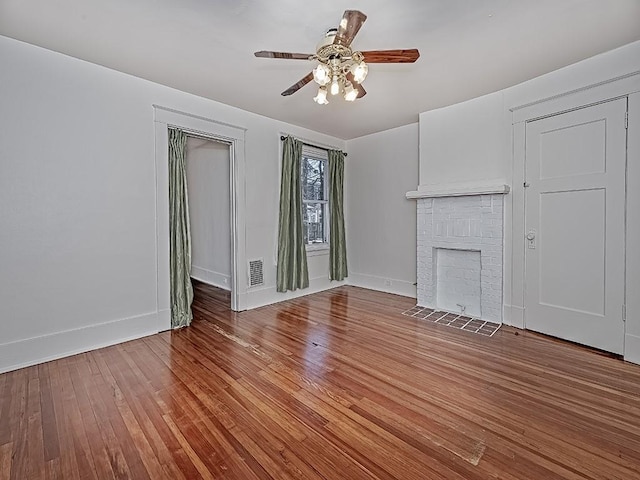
(330, 77, 340, 96)
(313, 63, 330, 86)
(351, 61, 368, 84)
(313, 86, 329, 105)
(343, 82, 357, 102)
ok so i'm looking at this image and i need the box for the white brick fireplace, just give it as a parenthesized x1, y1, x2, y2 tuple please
(407, 183, 510, 323)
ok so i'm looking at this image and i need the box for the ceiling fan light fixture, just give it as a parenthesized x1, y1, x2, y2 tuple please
(351, 60, 368, 84)
(256, 10, 419, 102)
(343, 82, 357, 102)
(313, 63, 331, 86)
(313, 86, 329, 105)
(330, 76, 340, 95)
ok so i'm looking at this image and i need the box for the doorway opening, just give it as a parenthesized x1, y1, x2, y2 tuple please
(185, 136, 232, 310)
(153, 106, 247, 331)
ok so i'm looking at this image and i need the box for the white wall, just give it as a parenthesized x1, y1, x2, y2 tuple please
(415, 40, 640, 363)
(419, 92, 507, 187)
(345, 123, 418, 298)
(0, 35, 345, 373)
(419, 40, 640, 187)
(186, 138, 231, 290)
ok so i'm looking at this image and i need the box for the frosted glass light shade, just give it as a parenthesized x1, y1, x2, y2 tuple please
(313, 86, 329, 104)
(313, 64, 331, 86)
(351, 61, 368, 83)
(343, 83, 357, 101)
(330, 77, 340, 95)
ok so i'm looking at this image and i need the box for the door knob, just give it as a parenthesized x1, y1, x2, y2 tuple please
(526, 230, 537, 249)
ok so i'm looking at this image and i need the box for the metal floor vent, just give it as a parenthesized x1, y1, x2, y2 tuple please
(248, 258, 264, 287)
(402, 306, 501, 337)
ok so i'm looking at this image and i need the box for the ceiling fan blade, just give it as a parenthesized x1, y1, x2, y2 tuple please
(281, 72, 314, 96)
(346, 72, 367, 99)
(254, 50, 312, 60)
(361, 49, 420, 63)
(334, 10, 367, 47)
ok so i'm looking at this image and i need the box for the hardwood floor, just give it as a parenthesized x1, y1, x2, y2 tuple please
(2, 282, 640, 479)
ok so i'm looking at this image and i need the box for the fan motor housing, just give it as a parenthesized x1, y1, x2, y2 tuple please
(317, 43, 352, 62)
(315, 28, 353, 61)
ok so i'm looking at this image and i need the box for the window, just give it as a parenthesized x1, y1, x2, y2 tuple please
(301, 146, 329, 248)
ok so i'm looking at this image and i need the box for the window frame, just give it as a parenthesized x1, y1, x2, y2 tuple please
(300, 146, 330, 253)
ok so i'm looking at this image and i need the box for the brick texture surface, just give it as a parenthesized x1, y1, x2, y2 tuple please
(417, 195, 504, 322)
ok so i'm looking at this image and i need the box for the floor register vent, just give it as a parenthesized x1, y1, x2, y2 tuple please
(248, 258, 264, 287)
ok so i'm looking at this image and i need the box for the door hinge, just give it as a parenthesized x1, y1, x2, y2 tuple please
(625, 111, 629, 129)
(623, 304, 626, 322)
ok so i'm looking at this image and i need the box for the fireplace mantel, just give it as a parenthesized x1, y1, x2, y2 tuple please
(406, 181, 510, 199)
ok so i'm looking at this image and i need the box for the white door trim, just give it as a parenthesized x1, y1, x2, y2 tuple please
(511, 70, 640, 124)
(507, 72, 640, 361)
(153, 105, 247, 329)
(625, 92, 640, 364)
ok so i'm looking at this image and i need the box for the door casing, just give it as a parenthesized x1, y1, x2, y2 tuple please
(507, 72, 640, 360)
(153, 105, 248, 330)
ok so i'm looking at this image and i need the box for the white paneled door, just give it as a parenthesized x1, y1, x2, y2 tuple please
(524, 98, 627, 354)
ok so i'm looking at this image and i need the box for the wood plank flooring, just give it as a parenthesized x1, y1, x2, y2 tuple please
(2, 281, 640, 479)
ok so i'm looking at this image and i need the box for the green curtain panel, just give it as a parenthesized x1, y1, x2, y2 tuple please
(276, 136, 309, 292)
(168, 128, 194, 328)
(328, 149, 348, 281)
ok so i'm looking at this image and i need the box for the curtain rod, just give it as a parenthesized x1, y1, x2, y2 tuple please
(280, 136, 347, 157)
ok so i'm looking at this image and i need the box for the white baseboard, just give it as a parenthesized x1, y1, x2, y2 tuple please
(347, 272, 417, 299)
(157, 308, 171, 331)
(191, 266, 231, 291)
(503, 304, 525, 328)
(0, 311, 163, 374)
(244, 275, 345, 310)
(625, 333, 640, 365)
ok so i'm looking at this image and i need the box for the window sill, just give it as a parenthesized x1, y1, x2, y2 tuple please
(306, 244, 329, 257)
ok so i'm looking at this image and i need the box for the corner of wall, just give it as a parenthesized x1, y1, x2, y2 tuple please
(244, 275, 346, 310)
(347, 273, 417, 299)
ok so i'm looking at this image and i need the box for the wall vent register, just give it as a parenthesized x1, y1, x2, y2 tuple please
(248, 259, 264, 287)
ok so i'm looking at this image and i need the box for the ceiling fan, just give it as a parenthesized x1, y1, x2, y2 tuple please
(254, 10, 420, 104)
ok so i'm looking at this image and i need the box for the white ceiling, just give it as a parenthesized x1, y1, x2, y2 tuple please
(1, 0, 639, 139)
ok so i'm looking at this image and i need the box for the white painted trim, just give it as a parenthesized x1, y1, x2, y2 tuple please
(624, 334, 640, 365)
(511, 70, 640, 124)
(154, 105, 248, 135)
(501, 106, 515, 329)
(244, 276, 346, 309)
(306, 246, 330, 257)
(348, 273, 417, 298)
(191, 267, 231, 291)
(627, 92, 640, 364)
(508, 121, 527, 332)
(0, 311, 162, 374)
(153, 105, 248, 318)
(406, 182, 510, 199)
(503, 305, 525, 329)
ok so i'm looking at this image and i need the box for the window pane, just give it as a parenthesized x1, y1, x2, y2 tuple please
(304, 202, 326, 244)
(302, 157, 326, 201)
